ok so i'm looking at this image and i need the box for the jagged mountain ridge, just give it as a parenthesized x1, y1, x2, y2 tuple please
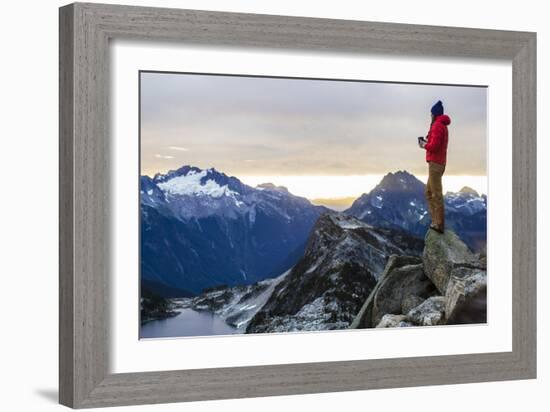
(345, 170, 487, 251)
(245, 213, 424, 333)
(176, 215, 486, 335)
(141, 166, 487, 301)
(140, 166, 327, 295)
(351, 229, 487, 329)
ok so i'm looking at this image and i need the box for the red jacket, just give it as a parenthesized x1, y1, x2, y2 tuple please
(425, 114, 451, 165)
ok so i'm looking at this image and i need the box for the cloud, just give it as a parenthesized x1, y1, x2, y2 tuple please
(141, 72, 487, 177)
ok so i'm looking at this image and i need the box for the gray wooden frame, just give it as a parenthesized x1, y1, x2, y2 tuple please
(59, 2, 536, 409)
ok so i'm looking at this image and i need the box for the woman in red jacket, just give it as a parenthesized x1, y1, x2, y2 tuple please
(419, 100, 451, 234)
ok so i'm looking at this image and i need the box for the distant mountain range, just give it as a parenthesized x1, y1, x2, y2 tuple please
(140, 166, 487, 298)
(140, 166, 327, 296)
(345, 170, 486, 251)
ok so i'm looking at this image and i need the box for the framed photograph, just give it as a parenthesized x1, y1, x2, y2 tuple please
(59, 2, 536, 408)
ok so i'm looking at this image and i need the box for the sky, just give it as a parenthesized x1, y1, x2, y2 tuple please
(140, 72, 487, 200)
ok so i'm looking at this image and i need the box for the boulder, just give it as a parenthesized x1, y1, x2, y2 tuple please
(350, 255, 422, 329)
(381, 255, 424, 279)
(445, 267, 487, 324)
(351, 229, 488, 330)
(401, 295, 426, 315)
(406, 296, 446, 326)
(371, 263, 437, 326)
(422, 229, 476, 294)
(376, 314, 412, 328)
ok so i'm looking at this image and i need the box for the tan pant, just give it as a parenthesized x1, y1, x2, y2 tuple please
(425, 161, 446, 228)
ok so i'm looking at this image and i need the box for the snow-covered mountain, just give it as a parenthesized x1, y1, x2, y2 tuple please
(245, 213, 424, 333)
(345, 171, 428, 233)
(141, 166, 486, 304)
(140, 165, 327, 296)
(445, 186, 487, 216)
(143, 166, 253, 220)
(345, 171, 487, 251)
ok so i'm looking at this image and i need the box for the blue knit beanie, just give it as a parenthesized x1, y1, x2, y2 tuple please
(431, 100, 444, 116)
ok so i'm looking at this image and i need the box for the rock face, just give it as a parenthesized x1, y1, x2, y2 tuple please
(371, 263, 437, 326)
(245, 213, 424, 333)
(350, 255, 422, 328)
(351, 228, 487, 329)
(152, 217, 486, 335)
(406, 296, 446, 326)
(422, 229, 476, 294)
(376, 314, 412, 328)
(401, 295, 426, 315)
(445, 267, 487, 324)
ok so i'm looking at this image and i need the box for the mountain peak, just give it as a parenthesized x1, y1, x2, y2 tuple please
(376, 170, 423, 192)
(458, 186, 479, 196)
(149, 165, 255, 199)
(154, 165, 225, 183)
(256, 182, 289, 193)
(394, 170, 414, 177)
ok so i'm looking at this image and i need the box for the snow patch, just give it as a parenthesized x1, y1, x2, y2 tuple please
(371, 195, 383, 209)
(330, 214, 366, 230)
(305, 261, 321, 274)
(337, 220, 364, 230)
(157, 169, 238, 198)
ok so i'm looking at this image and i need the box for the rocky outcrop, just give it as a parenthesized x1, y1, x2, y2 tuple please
(376, 314, 412, 328)
(445, 267, 487, 324)
(349, 255, 422, 329)
(371, 263, 437, 326)
(351, 228, 487, 329)
(406, 296, 446, 326)
(422, 229, 477, 294)
(179, 220, 486, 334)
(401, 295, 426, 315)
(245, 213, 424, 333)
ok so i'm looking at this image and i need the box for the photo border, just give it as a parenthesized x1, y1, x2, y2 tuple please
(137, 68, 489, 339)
(59, 3, 536, 408)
